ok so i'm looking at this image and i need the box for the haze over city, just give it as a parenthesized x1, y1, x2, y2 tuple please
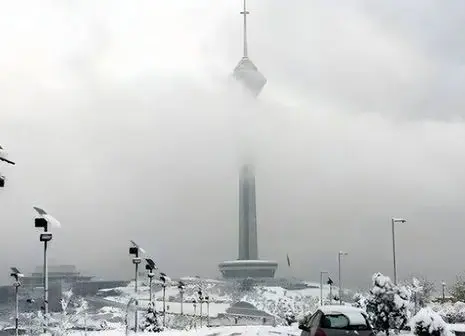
(1, 0, 465, 289)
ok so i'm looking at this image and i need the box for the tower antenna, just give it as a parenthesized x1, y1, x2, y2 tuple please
(240, 0, 249, 58)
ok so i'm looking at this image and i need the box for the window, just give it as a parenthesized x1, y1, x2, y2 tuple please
(321, 313, 370, 331)
(321, 314, 350, 329)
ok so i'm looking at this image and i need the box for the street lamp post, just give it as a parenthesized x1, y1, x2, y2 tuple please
(33, 206, 60, 330)
(129, 241, 145, 333)
(198, 289, 203, 328)
(10, 268, 23, 336)
(391, 217, 407, 285)
(178, 282, 185, 315)
(205, 295, 210, 327)
(338, 251, 348, 305)
(160, 273, 168, 328)
(145, 259, 157, 307)
(320, 271, 329, 306)
(193, 299, 197, 329)
(442, 281, 446, 301)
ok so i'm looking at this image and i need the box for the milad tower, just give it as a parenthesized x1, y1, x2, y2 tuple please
(218, 0, 278, 279)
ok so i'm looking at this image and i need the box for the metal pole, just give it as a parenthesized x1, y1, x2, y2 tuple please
(134, 262, 138, 333)
(442, 282, 446, 301)
(15, 285, 19, 336)
(338, 253, 342, 305)
(162, 285, 166, 327)
(392, 218, 397, 285)
(193, 303, 197, 329)
(180, 290, 184, 315)
(320, 272, 323, 306)
(199, 300, 203, 328)
(329, 284, 333, 305)
(149, 277, 153, 305)
(44, 239, 49, 330)
(207, 301, 210, 327)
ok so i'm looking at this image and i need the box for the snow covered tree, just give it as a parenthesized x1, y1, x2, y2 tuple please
(29, 290, 88, 336)
(50, 290, 89, 336)
(407, 277, 435, 310)
(410, 307, 452, 336)
(142, 303, 162, 332)
(450, 276, 465, 302)
(366, 273, 410, 336)
(353, 292, 368, 310)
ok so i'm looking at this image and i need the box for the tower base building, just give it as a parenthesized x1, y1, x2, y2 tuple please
(219, 260, 278, 279)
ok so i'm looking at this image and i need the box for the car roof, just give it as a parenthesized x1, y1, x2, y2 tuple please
(318, 305, 366, 315)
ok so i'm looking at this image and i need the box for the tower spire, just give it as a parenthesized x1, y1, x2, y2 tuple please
(240, 0, 249, 58)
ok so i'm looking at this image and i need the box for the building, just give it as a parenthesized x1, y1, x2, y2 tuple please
(21, 265, 93, 288)
(0, 265, 129, 312)
(219, 0, 278, 279)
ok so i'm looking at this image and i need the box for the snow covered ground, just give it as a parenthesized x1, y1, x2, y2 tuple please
(72, 325, 300, 336)
(101, 279, 329, 319)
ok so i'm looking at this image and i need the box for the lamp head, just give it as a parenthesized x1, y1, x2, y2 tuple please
(10, 267, 24, 281)
(129, 240, 146, 254)
(33, 207, 61, 229)
(145, 258, 156, 271)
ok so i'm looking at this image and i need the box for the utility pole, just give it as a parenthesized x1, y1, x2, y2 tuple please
(391, 217, 406, 285)
(338, 251, 348, 305)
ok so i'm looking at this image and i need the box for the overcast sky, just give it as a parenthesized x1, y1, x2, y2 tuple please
(1, 0, 465, 289)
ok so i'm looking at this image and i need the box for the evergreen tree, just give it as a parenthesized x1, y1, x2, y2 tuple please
(366, 273, 410, 336)
(142, 303, 162, 332)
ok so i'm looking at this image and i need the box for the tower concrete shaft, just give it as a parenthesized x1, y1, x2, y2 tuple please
(238, 164, 258, 260)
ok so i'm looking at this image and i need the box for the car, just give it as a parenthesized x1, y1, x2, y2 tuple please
(299, 305, 375, 336)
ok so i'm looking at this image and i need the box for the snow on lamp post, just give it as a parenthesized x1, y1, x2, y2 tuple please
(159, 273, 168, 328)
(33, 206, 61, 330)
(327, 276, 334, 304)
(0, 145, 15, 188)
(129, 240, 146, 333)
(10, 267, 23, 336)
(198, 289, 203, 328)
(391, 217, 406, 285)
(193, 299, 197, 329)
(320, 271, 329, 306)
(177, 281, 185, 315)
(145, 259, 157, 307)
(338, 251, 348, 305)
(205, 295, 210, 327)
